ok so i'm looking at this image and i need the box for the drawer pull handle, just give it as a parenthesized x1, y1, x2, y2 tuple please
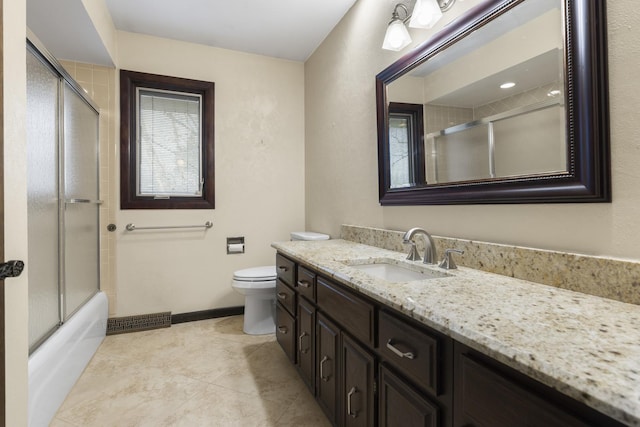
(297, 280, 311, 288)
(347, 386, 358, 418)
(320, 355, 331, 381)
(277, 266, 288, 272)
(386, 339, 415, 359)
(277, 326, 288, 334)
(299, 332, 309, 354)
(277, 292, 287, 300)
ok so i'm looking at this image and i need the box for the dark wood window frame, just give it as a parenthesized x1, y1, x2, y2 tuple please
(388, 102, 425, 187)
(120, 70, 215, 209)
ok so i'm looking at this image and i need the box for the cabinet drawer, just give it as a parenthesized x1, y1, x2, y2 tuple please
(317, 276, 374, 346)
(276, 253, 295, 286)
(276, 304, 296, 364)
(276, 279, 296, 315)
(296, 265, 316, 301)
(378, 310, 440, 396)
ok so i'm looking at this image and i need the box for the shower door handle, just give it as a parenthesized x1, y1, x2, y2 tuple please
(65, 199, 103, 205)
(0, 260, 25, 279)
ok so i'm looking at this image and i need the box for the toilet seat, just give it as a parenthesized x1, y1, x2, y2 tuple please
(233, 266, 277, 282)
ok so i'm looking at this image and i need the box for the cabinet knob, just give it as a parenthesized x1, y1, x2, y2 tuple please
(277, 292, 287, 300)
(277, 265, 288, 272)
(297, 280, 311, 288)
(277, 326, 288, 334)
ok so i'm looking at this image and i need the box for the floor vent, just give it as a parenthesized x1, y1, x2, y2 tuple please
(106, 311, 172, 335)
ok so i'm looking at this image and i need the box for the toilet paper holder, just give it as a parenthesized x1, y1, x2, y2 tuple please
(227, 237, 245, 254)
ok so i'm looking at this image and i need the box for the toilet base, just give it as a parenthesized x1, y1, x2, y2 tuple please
(242, 294, 275, 335)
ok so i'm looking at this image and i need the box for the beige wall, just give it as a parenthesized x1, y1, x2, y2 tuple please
(305, 0, 640, 260)
(3, 0, 29, 424)
(114, 32, 306, 316)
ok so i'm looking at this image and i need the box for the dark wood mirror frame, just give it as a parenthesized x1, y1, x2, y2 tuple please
(376, 0, 610, 205)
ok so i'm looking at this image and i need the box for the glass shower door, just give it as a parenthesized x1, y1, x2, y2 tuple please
(62, 82, 100, 319)
(26, 50, 61, 351)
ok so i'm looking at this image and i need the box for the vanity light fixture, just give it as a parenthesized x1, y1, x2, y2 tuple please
(382, 0, 457, 51)
(382, 4, 412, 51)
(410, 0, 442, 29)
(500, 82, 516, 89)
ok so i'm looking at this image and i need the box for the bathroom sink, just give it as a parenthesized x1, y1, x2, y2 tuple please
(343, 259, 450, 282)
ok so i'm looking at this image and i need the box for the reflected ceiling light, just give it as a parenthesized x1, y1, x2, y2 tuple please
(383, 0, 457, 51)
(382, 4, 412, 51)
(500, 82, 516, 89)
(547, 89, 562, 97)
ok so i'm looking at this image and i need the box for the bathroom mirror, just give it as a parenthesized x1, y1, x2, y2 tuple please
(376, 0, 610, 205)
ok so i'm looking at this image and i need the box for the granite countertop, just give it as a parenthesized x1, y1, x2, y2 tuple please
(272, 239, 640, 426)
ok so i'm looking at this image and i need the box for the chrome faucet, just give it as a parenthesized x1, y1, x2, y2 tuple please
(402, 227, 437, 264)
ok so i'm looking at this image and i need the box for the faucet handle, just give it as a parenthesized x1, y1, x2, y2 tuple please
(403, 240, 421, 261)
(439, 249, 464, 270)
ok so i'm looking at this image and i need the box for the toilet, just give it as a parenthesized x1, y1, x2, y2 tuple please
(232, 231, 330, 335)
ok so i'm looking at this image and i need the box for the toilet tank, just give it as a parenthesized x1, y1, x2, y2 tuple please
(290, 231, 330, 241)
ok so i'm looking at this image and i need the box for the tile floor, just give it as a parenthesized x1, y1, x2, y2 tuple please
(51, 316, 332, 427)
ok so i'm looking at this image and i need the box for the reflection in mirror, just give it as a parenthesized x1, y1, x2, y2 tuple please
(387, 0, 565, 185)
(376, 0, 610, 205)
(389, 103, 424, 188)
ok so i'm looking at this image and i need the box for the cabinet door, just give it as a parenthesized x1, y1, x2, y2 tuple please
(276, 303, 296, 363)
(298, 297, 316, 392)
(317, 313, 340, 425)
(379, 365, 439, 427)
(455, 350, 592, 427)
(342, 334, 375, 427)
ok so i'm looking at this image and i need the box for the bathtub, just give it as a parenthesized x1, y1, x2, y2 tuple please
(28, 291, 108, 427)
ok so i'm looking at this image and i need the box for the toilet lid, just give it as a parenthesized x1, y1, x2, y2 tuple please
(233, 265, 277, 282)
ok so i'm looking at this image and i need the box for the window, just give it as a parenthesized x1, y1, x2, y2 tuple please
(120, 70, 215, 209)
(388, 102, 425, 188)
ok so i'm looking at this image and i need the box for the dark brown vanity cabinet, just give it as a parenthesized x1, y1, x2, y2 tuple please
(274, 253, 624, 427)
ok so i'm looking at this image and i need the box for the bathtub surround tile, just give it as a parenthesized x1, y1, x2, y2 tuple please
(53, 316, 327, 427)
(341, 224, 640, 305)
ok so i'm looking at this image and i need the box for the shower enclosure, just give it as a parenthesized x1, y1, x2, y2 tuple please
(27, 38, 100, 352)
(26, 36, 107, 426)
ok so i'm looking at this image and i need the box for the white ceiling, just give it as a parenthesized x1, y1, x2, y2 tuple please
(27, 0, 357, 66)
